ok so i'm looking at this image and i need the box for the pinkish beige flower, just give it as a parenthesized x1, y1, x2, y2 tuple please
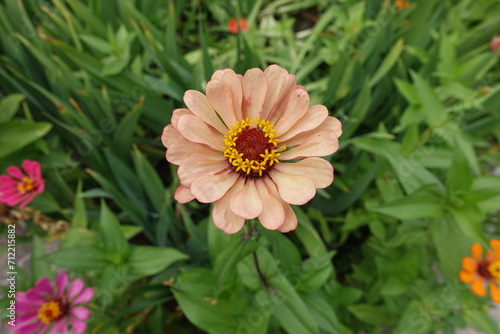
(491, 35, 500, 52)
(162, 65, 342, 234)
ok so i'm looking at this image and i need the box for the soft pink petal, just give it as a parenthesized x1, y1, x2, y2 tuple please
(273, 158, 334, 189)
(283, 116, 342, 147)
(0, 175, 19, 185)
(12, 320, 42, 334)
(229, 179, 263, 219)
(49, 320, 67, 334)
(67, 278, 84, 300)
(71, 287, 94, 304)
(177, 115, 224, 151)
(166, 138, 221, 165)
(212, 178, 246, 234)
(255, 179, 285, 230)
(16, 311, 39, 328)
(263, 178, 298, 232)
(206, 79, 238, 128)
(178, 157, 230, 187)
(71, 306, 90, 320)
(22, 160, 41, 180)
(242, 68, 268, 120)
(279, 105, 328, 141)
(161, 124, 183, 148)
(211, 68, 235, 80)
(184, 90, 228, 134)
(280, 131, 339, 160)
(6, 166, 25, 180)
(16, 292, 44, 308)
(268, 169, 316, 205)
(221, 71, 244, 121)
(190, 172, 240, 203)
(174, 185, 195, 203)
(261, 65, 290, 119)
(274, 88, 310, 135)
(267, 75, 299, 123)
(170, 108, 194, 129)
(69, 316, 87, 334)
(56, 272, 69, 297)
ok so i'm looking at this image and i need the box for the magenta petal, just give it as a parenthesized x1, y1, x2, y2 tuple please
(18, 192, 36, 208)
(16, 312, 39, 328)
(71, 306, 90, 320)
(22, 160, 41, 180)
(48, 319, 67, 334)
(6, 166, 25, 180)
(13, 321, 43, 334)
(33, 277, 55, 298)
(71, 287, 94, 304)
(34, 179, 45, 194)
(56, 272, 69, 297)
(0, 175, 18, 185)
(67, 278, 84, 300)
(69, 316, 88, 334)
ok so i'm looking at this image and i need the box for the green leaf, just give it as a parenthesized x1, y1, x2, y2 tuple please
(370, 38, 405, 87)
(213, 234, 259, 290)
(71, 181, 87, 229)
(446, 145, 473, 194)
(132, 146, 165, 212)
(31, 235, 52, 281)
(127, 245, 188, 279)
(0, 121, 51, 158)
(43, 246, 109, 272)
(302, 292, 339, 334)
(113, 97, 144, 154)
(0, 93, 24, 122)
(463, 309, 500, 334)
(342, 78, 371, 138)
(100, 201, 129, 260)
(410, 70, 447, 127)
(347, 304, 391, 326)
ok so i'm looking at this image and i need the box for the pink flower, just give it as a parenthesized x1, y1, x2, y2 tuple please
(11, 272, 94, 334)
(0, 160, 45, 208)
(491, 35, 500, 51)
(228, 18, 248, 34)
(162, 65, 342, 234)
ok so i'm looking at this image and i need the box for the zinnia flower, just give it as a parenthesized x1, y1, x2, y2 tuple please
(11, 272, 94, 333)
(228, 18, 248, 34)
(459, 240, 500, 302)
(395, 0, 410, 9)
(0, 160, 45, 208)
(491, 35, 500, 52)
(162, 65, 342, 234)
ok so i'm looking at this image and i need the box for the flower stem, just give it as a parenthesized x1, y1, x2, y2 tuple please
(252, 249, 270, 289)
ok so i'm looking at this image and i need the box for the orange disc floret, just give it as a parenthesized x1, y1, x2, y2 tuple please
(459, 240, 500, 302)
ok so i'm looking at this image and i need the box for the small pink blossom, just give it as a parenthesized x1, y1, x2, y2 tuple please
(491, 35, 500, 51)
(10, 272, 94, 334)
(0, 160, 45, 208)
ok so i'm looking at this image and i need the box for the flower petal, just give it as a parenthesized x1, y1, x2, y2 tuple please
(268, 169, 316, 205)
(161, 124, 183, 148)
(34, 277, 55, 299)
(177, 114, 224, 151)
(459, 270, 475, 283)
(212, 178, 246, 234)
(274, 88, 310, 135)
(174, 185, 194, 204)
(255, 179, 285, 230)
(7, 166, 25, 180)
(184, 90, 228, 134)
(273, 157, 333, 189)
(283, 116, 342, 147)
(263, 178, 298, 232)
(190, 172, 240, 203)
(49, 320, 67, 334)
(56, 272, 69, 297)
(166, 138, 220, 166)
(461, 256, 478, 273)
(471, 243, 483, 262)
(221, 71, 244, 121)
(12, 320, 42, 334)
(230, 179, 263, 219)
(211, 68, 235, 81)
(71, 306, 91, 320)
(279, 105, 328, 140)
(178, 157, 229, 187)
(71, 287, 94, 304)
(67, 278, 84, 300)
(171, 108, 194, 129)
(206, 79, 238, 128)
(490, 239, 500, 260)
(22, 160, 41, 181)
(279, 131, 339, 160)
(69, 316, 87, 334)
(489, 280, 500, 303)
(470, 276, 486, 297)
(242, 68, 268, 120)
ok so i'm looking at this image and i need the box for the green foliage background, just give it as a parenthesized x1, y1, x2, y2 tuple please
(1, 0, 500, 333)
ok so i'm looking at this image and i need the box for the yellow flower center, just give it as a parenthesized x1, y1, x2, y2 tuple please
(488, 262, 500, 278)
(223, 118, 286, 177)
(37, 300, 63, 325)
(17, 177, 34, 193)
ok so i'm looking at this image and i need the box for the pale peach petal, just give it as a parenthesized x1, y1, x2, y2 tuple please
(166, 138, 222, 165)
(470, 276, 486, 297)
(279, 105, 328, 141)
(273, 157, 333, 189)
(161, 124, 182, 148)
(274, 89, 310, 135)
(221, 71, 243, 121)
(171, 108, 193, 129)
(255, 179, 285, 230)
(279, 131, 339, 160)
(282, 116, 342, 147)
(230, 179, 263, 219)
(178, 157, 230, 187)
(263, 178, 298, 232)
(268, 75, 299, 123)
(174, 185, 194, 203)
(471, 243, 483, 261)
(459, 270, 475, 283)
(177, 115, 224, 151)
(213, 178, 246, 234)
(242, 68, 268, 120)
(489, 281, 500, 303)
(268, 169, 316, 205)
(184, 90, 228, 134)
(462, 257, 478, 272)
(190, 172, 240, 203)
(261, 65, 289, 119)
(211, 68, 235, 81)
(206, 80, 238, 128)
